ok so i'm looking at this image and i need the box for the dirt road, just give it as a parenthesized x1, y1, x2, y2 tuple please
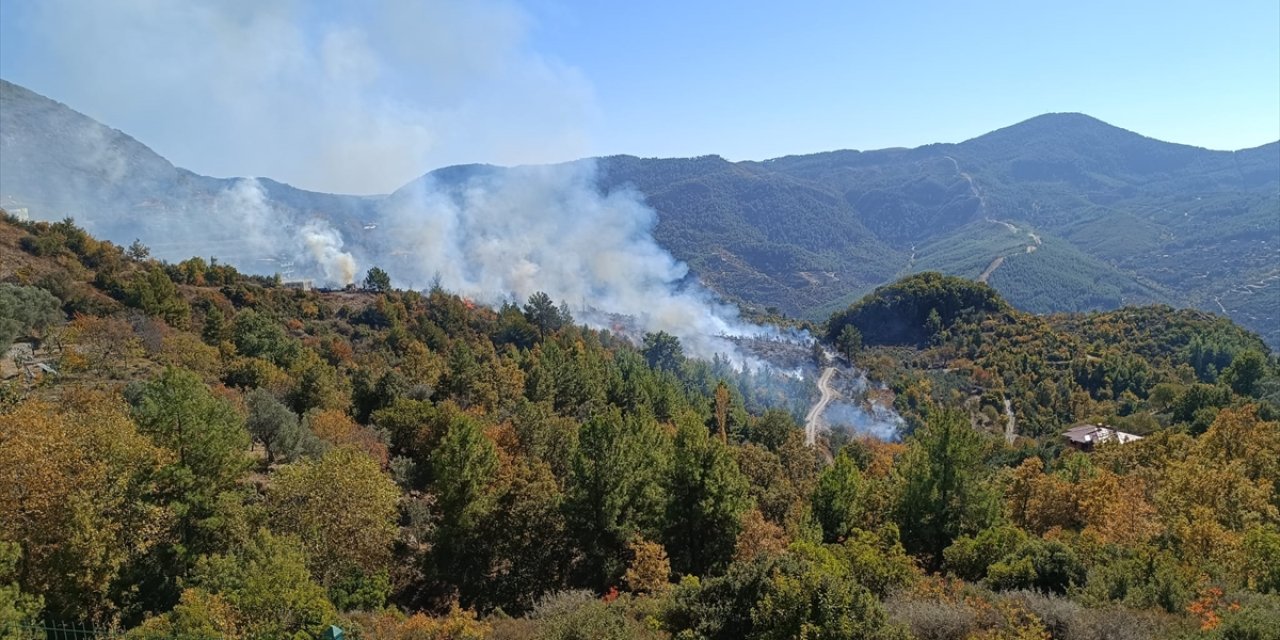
(805, 367, 837, 445)
(1003, 397, 1017, 444)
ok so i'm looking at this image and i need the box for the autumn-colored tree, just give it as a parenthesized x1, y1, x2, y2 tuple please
(1004, 457, 1081, 535)
(304, 408, 389, 467)
(267, 447, 399, 588)
(1077, 469, 1160, 546)
(1195, 405, 1280, 489)
(0, 398, 169, 622)
(61, 314, 143, 376)
(347, 604, 490, 640)
(733, 508, 790, 564)
(714, 381, 731, 444)
(624, 538, 672, 595)
(158, 332, 222, 381)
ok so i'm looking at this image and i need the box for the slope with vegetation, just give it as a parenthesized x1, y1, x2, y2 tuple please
(829, 272, 1277, 439)
(5, 78, 1276, 347)
(2, 217, 1279, 639)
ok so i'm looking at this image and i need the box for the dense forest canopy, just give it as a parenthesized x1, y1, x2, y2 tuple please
(1, 214, 1279, 639)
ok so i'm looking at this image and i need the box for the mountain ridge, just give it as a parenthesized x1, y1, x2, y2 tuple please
(2, 78, 1276, 346)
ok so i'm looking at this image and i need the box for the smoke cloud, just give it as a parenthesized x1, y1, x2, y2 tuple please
(1, 0, 595, 195)
(372, 161, 750, 360)
(823, 400, 904, 441)
(0, 0, 770, 357)
(217, 178, 358, 285)
(807, 365, 905, 441)
(302, 220, 358, 286)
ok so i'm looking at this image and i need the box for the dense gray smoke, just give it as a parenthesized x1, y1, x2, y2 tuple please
(373, 161, 752, 360)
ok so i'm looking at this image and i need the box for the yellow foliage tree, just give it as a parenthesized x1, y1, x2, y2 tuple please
(266, 447, 400, 586)
(623, 538, 672, 594)
(0, 397, 169, 622)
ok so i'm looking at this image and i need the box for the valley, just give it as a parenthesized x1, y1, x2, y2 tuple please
(2, 2, 1278, 636)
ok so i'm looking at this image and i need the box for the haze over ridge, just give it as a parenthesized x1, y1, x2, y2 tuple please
(3, 78, 1276, 351)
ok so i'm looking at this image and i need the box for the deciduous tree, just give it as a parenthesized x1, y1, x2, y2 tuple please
(267, 447, 399, 588)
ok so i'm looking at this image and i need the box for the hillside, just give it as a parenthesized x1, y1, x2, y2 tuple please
(3, 79, 1277, 346)
(0, 79, 377, 268)
(825, 272, 1276, 439)
(2, 217, 1279, 637)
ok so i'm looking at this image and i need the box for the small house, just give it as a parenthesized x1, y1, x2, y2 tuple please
(1063, 423, 1143, 452)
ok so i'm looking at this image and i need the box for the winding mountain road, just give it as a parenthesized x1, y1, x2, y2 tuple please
(945, 155, 1041, 283)
(805, 366, 837, 445)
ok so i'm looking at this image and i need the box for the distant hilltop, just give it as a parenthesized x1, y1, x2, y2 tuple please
(2, 78, 1277, 347)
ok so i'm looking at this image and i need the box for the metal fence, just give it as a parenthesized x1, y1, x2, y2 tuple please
(1, 623, 122, 640)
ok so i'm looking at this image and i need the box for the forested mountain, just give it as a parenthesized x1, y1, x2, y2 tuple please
(592, 115, 1279, 344)
(3, 79, 1277, 347)
(3, 216, 1279, 638)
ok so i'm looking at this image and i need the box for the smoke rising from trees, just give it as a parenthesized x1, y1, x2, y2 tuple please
(371, 161, 755, 360)
(0, 0, 764, 358)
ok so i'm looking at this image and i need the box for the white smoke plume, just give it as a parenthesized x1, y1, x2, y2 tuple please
(374, 161, 755, 360)
(302, 220, 358, 286)
(0, 0, 766, 354)
(818, 367, 905, 440)
(822, 400, 905, 441)
(216, 178, 358, 286)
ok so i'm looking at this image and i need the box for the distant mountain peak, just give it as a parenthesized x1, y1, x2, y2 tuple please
(964, 112, 1146, 147)
(1015, 112, 1111, 127)
(2, 78, 1276, 348)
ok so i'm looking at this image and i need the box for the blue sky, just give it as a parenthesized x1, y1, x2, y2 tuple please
(542, 1, 1280, 157)
(2, 0, 1277, 193)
